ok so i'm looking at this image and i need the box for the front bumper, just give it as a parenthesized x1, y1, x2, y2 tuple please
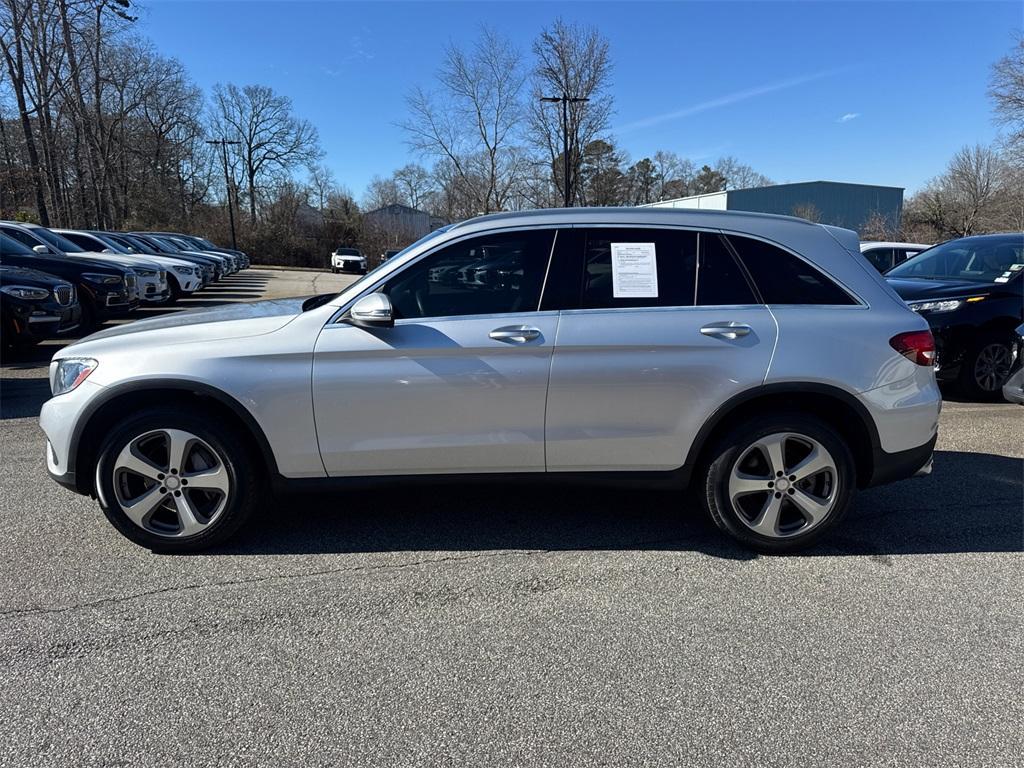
(334, 259, 366, 272)
(142, 285, 171, 303)
(5, 300, 83, 340)
(41, 378, 106, 496)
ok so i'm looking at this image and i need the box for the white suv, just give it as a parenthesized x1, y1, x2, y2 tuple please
(331, 247, 367, 274)
(41, 209, 941, 553)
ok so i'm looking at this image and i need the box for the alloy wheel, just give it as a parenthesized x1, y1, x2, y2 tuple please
(112, 428, 230, 538)
(727, 432, 839, 539)
(973, 343, 1013, 393)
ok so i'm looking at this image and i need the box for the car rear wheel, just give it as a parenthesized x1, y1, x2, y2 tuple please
(959, 337, 1014, 400)
(95, 408, 260, 552)
(702, 414, 855, 553)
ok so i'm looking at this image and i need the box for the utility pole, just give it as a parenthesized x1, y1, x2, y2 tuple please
(540, 94, 589, 208)
(206, 138, 241, 250)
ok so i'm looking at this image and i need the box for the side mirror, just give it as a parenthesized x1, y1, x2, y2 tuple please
(33, 244, 49, 254)
(347, 292, 394, 329)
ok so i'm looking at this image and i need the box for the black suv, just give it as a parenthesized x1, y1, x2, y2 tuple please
(0, 232, 133, 330)
(0, 259, 81, 347)
(887, 233, 1024, 398)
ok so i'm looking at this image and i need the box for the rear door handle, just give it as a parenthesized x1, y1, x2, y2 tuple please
(700, 322, 752, 340)
(489, 325, 542, 344)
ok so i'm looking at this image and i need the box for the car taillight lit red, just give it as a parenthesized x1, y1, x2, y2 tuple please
(890, 330, 936, 366)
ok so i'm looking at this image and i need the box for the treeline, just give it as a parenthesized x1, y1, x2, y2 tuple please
(0, 5, 774, 265)
(2, 3, 1021, 267)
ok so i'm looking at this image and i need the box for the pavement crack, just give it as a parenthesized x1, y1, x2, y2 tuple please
(0, 548, 549, 620)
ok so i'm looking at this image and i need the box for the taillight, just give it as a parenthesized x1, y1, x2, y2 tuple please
(890, 330, 936, 366)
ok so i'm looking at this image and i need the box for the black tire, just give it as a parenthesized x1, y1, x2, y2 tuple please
(958, 336, 1014, 401)
(702, 413, 856, 553)
(95, 407, 261, 552)
(79, 295, 99, 331)
(166, 277, 183, 304)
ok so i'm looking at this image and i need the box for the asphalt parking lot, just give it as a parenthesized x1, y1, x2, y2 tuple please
(1, 268, 1021, 766)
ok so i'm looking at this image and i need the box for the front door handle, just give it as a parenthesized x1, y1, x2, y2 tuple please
(700, 322, 752, 340)
(489, 325, 542, 344)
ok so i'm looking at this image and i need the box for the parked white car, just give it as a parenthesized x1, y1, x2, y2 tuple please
(860, 241, 932, 273)
(331, 247, 367, 274)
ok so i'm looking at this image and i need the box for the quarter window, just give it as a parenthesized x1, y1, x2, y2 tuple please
(382, 230, 553, 320)
(727, 235, 856, 305)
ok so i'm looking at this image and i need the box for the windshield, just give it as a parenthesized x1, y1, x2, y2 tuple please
(152, 236, 185, 253)
(887, 234, 1024, 283)
(31, 226, 84, 254)
(0, 232, 35, 255)
(89, 232, 130, 254)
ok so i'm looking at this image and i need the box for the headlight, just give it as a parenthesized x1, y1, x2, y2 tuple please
(134, 269, 156, 277)
(172, 265, 194, 275)
(82, 273, 122, 285)
(908, 296, 986, 314)
(1, 284, 50, 300)
(50, 357, 97, 396)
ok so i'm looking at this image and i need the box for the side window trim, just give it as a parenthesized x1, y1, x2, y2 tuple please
(721, 230, 866, 307)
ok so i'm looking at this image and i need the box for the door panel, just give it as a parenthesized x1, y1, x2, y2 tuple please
(545, 307, 777, 471)
(313, 313, 558, 476)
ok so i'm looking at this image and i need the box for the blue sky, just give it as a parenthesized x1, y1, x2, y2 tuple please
(139, 0, 1021, 197)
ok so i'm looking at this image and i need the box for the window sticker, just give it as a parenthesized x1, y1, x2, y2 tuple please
(1008, 263, 1023, 271)
(611, 242, 659, 298)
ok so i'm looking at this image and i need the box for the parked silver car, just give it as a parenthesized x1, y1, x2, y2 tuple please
(40, 208, 941, 553)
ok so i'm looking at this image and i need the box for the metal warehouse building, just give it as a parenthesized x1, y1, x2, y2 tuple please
(646, 180, 903, 231)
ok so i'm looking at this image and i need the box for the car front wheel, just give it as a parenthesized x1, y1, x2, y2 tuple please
(702, 414, 855, 553)
(95, 408, 260, 552)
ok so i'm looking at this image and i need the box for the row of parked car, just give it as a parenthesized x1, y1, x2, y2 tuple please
(0, 222, 249, 348)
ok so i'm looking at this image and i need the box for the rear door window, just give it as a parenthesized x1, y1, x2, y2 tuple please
(579, 228, 697, 309)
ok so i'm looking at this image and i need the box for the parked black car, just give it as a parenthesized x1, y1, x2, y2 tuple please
(0, 259, 82, 347)
(0, 232, 134, 330)
(886, 233, 1024, 399)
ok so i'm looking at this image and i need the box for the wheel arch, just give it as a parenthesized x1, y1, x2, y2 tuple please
(69, 379, 279, 496)
(684, 383, 881, 489)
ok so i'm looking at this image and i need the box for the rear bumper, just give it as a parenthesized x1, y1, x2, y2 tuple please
(866, 434, 937, 488)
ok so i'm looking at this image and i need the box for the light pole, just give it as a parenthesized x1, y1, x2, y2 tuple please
(540, 94, 589, 208)
(206, 138, 241, 250)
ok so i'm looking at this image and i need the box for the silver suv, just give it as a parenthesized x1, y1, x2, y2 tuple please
(41, 209, 940, 553)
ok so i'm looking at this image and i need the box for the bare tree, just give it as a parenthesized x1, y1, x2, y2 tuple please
(211, 82, 322, 223)
(990, 34, 1024, 163)
(362, 174, 401, 211)
(392, 163, 433, 209)
(528, 19, 613, 206)
(917, 144, 1004, 237)
(791, 203, 822, 223)
(402, 27, 525, 215)
(715, 156, 773, 190)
